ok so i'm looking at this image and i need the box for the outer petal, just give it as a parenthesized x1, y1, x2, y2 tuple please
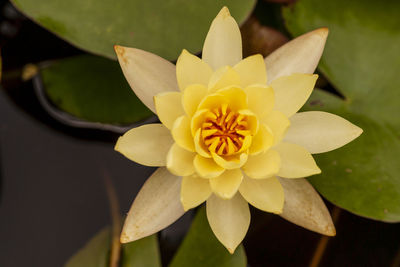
(176, 49, 213, 91)
(261, 110, 290, 145)
(166, 143, 196, 176)
(249, 124, 274, 155)
(264, 28, 328, 83)
(206, 193, 250, 254)
(209, 169, 243, 199)
(242, 149, 280, 179)
(239, 176, 284, 214)
(244, 85, 274, 118)
(154, 92, 185, 129)
(121, 168, 184, 243)
(234, 54, 267, 87)
(194, 155, 225, 178)
(284, 111, 363, 154)
(182, 84, 208, 117)
(275, 142, 321, 178)
(202, 7, 242, 70)
(115, 46, 178, 112)
(278, 177, 335, 236)
(115, 124, 173, 167)
(271, 73, 318, 117)
(181, 174, 212, 211)
(172, 116, 195, 152)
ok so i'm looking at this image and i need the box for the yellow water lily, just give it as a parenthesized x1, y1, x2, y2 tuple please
(114, 7, 362, 253)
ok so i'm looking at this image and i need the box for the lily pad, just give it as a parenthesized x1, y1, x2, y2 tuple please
(12, 0, 255, 61)
(41, 55, 152, 125)
(169, 207, 247, 267)
(283, 0, 400, 221)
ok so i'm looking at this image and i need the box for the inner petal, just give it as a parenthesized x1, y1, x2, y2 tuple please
(201, 104, 255, 157)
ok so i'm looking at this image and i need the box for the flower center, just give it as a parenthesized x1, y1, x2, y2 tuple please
(201, 104, 250, 156)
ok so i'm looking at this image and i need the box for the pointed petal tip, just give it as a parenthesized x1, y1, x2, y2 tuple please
(114, 44, 125, 56)
(120, 232, 133, 243)
(326, 224, 336, 236)
(217, 6, 231, 18)
(314, 27, 329, 37)
(227, 246, 236, 254)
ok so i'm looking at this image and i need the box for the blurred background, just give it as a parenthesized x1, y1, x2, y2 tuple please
(1, 0, 399, 266)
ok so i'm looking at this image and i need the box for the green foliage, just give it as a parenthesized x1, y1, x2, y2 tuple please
(42, 55, 152, 125)
(121, 235, 161, 267)
(283, 0, 400, 221)
(12, 0, 255, 61)
(169, 207, 247, 267)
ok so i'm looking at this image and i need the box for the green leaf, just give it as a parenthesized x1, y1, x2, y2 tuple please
(169, 207, 247, 267)
(121, 235, 161, 267)
(42, 55, 152, 125)
(12, 0, 255, 61)
(65, 228, 110, 267)
(283, 0, 400, 221)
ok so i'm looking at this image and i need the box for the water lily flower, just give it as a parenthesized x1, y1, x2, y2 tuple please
(114, 7, 362, 253)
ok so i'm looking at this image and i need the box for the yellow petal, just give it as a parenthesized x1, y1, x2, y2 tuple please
(212, 152, 248, 170)
(176, 49, 213, 91)
(171, 116, 195, 152)
(191, 109, 211, 136)
(115, 124, 173, 167)
(206, 193, 250, 254)
(238, 109, 259, 136)
(202, 7, 242, 70)
(210, 169, 243, 199)
(194, 128, 212, 158)
(271, 73, 318, 117)
(244, 85, 274, 118)
(182, 84, 208, 117)
(264, 28, 328, 83)
(121, 168, 184, 243)
(261, 110, 290, 145)
(278, 177, 335, 236)
(284, 111, 363, 154)
(114, 46, 178, 112)
(154, 92, 184, 129)
(239, 176, 284, 214)
(249, 124, 274, 155)
(275, 142, 321, 178)
(234, 54, 267, 87)
(208, 66, 241, 93)
(217, 87, 248, 111)
(181, 174, 212, 211)
(194, 155, 225, 178)
(166, 143, 195, 176)
(242, 149, 280, 179)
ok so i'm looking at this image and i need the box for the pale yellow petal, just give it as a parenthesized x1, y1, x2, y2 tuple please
(242, 149, 280, 179)
(244, 85, 274, 118)
(206, 193, 250, 254)
(176, 49, 213, 91)
(275, 142, 321, 178)
(181, 174, 212, 211)
(194, 128, 212, 158)
(261, 110, 290, 145)
(278, 177, 335, 236)
(202, 7, 242, 70)
(284, 111, 363, 154)
(115, 124, 173, 167)
(217, 87, 248, 111)
(238, 109, 259, 135)
(249, 124, 274, 155)
(234, 54, 267, 87)
(212, 152, 248, 170)
(264, 28, 328, 83)
(210, 169, 243, 199)
(208, 66, 241, 93)
(271, 73, 318, 117)
(121, 168, 184, 243)
(239, 176, 284, 213)
(182, 84, 208, 117)
(194, 155, 225, 178)
(154, 92, 185, 129)
(114, 46, 178, 112)
(171, 116, 195, 152)
(166, 143, 195, 176)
